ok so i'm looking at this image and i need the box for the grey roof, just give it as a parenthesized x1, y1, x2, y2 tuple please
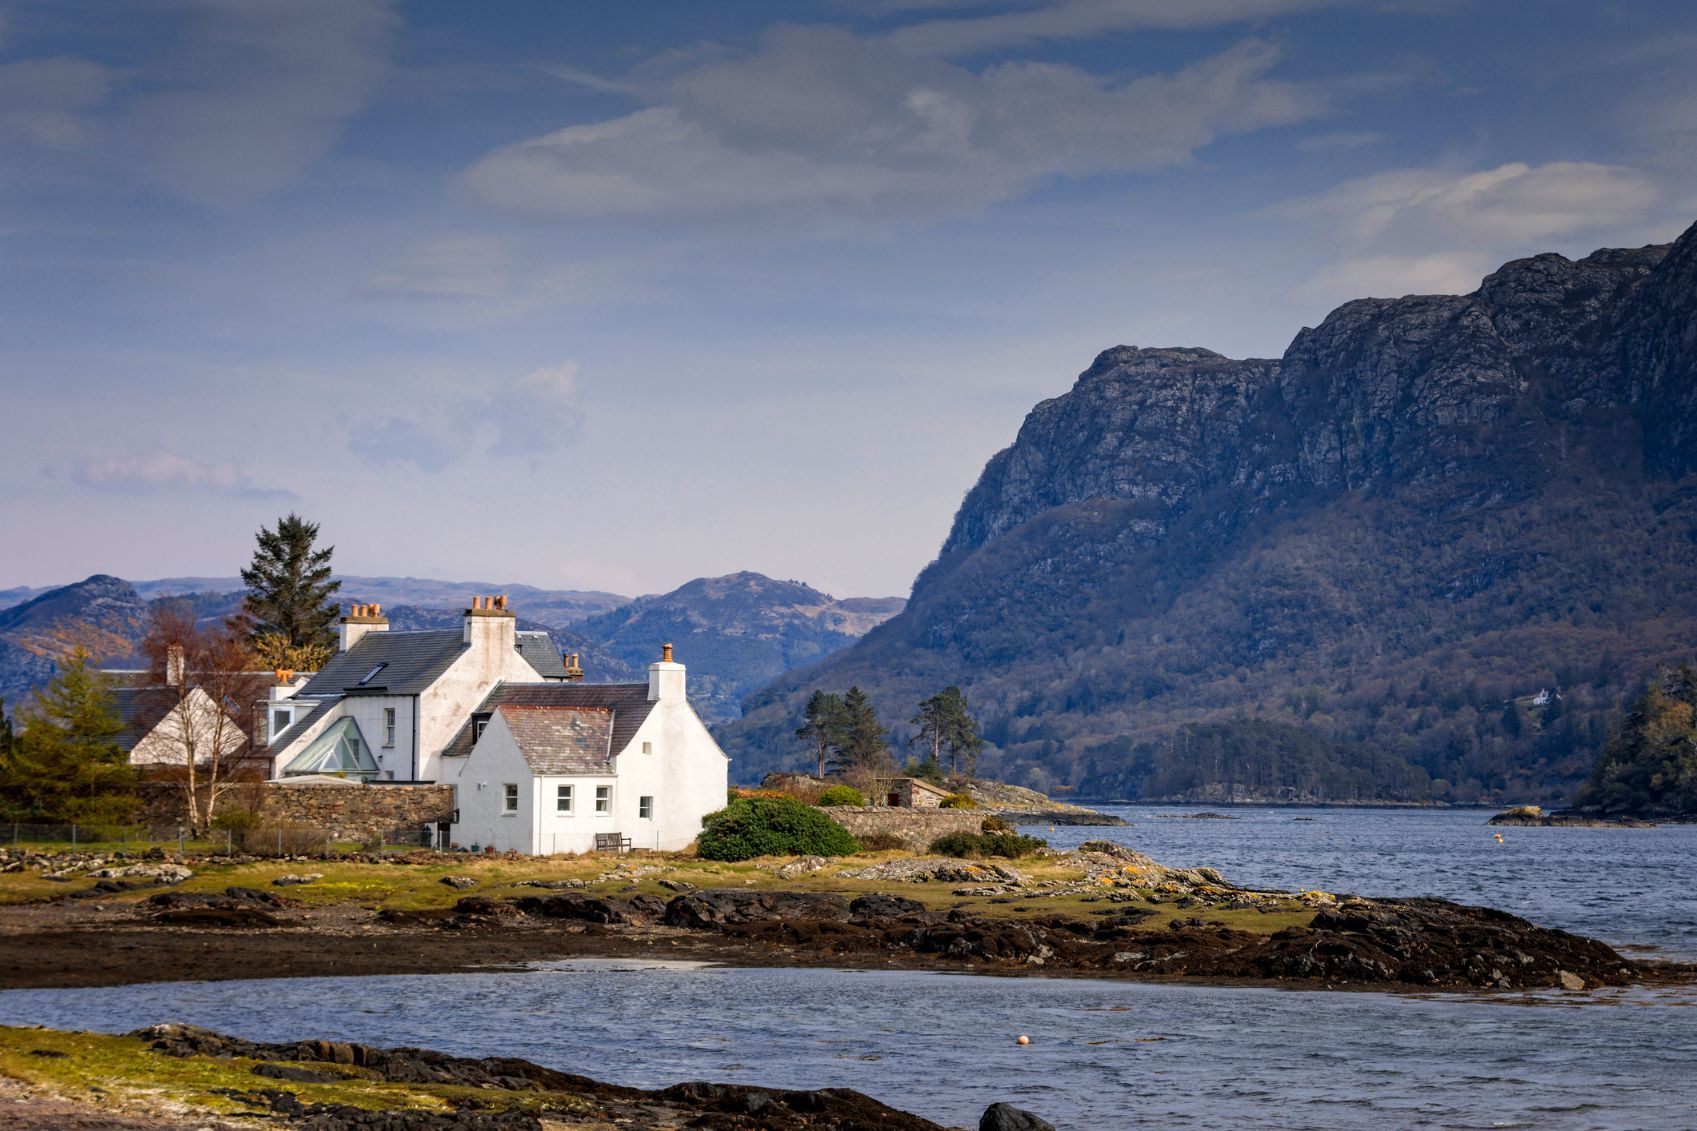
(268, 697, 339, 752)
(298, 631, 467, 697)
(514, 631, 568, 679)
(496, 704, 615, 774)
(443, 682, 656, 759)
(112, 686, 171, 749)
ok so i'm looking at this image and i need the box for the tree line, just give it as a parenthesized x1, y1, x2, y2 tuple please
(795, 684, 983, 781)
(0, 513, 343, 831)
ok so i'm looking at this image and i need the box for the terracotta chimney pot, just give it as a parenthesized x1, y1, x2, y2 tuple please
(662, 642, 674, 663)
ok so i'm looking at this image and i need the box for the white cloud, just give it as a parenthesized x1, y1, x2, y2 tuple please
(0, 57, 111, 150)
(351, 360, 586, 471)
(887, 0, 1343, 57)
(56, 449, 294, 500)
(1295, 250, 1493, 303)
(117, 0, 395, 207)
(1284, 160, 1662, 248)
(359, 236, 511, 301)
(464, 31, 1322, 221)
(1295, 128, 1383, 152)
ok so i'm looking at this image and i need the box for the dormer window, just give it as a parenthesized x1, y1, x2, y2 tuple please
(472, 712, 492, 743)
(358, 662, 387, 686)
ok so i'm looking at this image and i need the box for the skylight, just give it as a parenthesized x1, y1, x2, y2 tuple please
(358, 662, 387, 685)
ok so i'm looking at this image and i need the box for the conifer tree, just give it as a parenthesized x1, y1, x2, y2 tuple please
(4, 650, 135, 824)
(796, 690, 847, 779)
(240, 513, 340, 669)
(830, 686, 891, 777)
(912, 685, 983, 777)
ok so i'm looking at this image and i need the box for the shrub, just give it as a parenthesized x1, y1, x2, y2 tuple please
(979, 815, 1014, 834)
(697, 797, 860, 861)
(855, 832, 907, 852)
(816, 785, 865, 807)
(939, 793, 977, 809)
(928, 831, 1047, 859)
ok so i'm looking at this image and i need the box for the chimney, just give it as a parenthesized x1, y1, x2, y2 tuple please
(648, 642, 685, 702)
(165, 644, 185, 688)
(562, 652, 584, 682)
(337, 602, 390, 652)
(463, 593, 517, 653)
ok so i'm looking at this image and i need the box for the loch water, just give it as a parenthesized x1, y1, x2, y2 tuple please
(2, 805, 1694, 1130)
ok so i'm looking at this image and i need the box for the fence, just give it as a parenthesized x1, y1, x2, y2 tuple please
(3, 821, 437, 858)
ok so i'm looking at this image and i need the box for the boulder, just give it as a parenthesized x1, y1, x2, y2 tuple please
(273, 873, 322, 886)
(980, 1102, 1057, 1131)
(663, 889, 853, 929)
(440, 875, 479, 890)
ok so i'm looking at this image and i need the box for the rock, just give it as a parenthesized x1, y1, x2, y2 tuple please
(980, 1102, 1057, 1131)
(273, 873, 322, 886)
(515, 878, 586, 890)
(776, 855, 829, 879)
(663, 889, 853, 928)
(849, 893, 929, 920)
(840, 857, 1026, 886)
(1558, 971, 1586, 991)
(657, 878, 696, 892)
(440, 875, 478, 890)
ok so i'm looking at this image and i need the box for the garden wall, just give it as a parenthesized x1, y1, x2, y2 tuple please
(830, 808, 984, 851)
(135, 782, 456, 844)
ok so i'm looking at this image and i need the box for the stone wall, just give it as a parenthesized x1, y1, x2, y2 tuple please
(830, 808, 984, 851)
(135, 782, 456, 844)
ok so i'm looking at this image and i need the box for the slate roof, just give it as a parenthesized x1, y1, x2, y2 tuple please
(267, 697, 339, 752)
(496, 705, 616, 774)
(112, 686, 172, 749)
(298, 631, 467, 697)
(514, 631, 568, 679)
(442, 682, 656, 760)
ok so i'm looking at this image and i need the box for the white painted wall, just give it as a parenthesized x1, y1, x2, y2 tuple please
(441, 712, 539, 853)
(416, 614, 545, 781)
(129, 688, 249, 766)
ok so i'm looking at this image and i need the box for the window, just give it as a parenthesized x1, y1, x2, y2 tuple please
(502, 783, 519, 813)
(383, 707, 396, 748)
(472, 713, 491, 742)
(271, 708, 292, 739)
(556, 785, 573, 813)
(641, 741, 652, 755)
(358, 662, 387, 686)
(595, 785, 610, 813)
(638, 795, 653, 820)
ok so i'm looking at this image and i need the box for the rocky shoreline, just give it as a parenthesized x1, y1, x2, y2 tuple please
(0, 841, 1677, 995)
(0, 1022, 1065, 1130)
(1486, 805, 1662, 828)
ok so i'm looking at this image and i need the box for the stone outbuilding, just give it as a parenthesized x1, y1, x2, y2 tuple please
(883, 777, 953, 809)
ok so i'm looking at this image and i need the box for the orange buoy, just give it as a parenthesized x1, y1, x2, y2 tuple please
(1016, 1035, 1031, 1046)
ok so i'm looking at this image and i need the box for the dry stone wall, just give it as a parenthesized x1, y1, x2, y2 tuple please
(136, 782, 455, 843)
(830, 808, 983, 851)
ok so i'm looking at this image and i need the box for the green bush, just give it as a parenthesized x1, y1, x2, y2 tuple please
(697, 797, 860, 861)
(856, 831, 906, 852)
(928, 831, 1046, 859)
(939, 793, 976, 809)
(816, 785, 865, 807)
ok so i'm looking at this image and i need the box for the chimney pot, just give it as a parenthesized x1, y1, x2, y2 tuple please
(662, 642, 674, 664)
(372, 603, 381, 617)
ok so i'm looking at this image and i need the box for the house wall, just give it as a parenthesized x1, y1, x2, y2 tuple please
(130, 689, 249, 766)
(441, 713, 539, 853)
(416, 616, 545, 782)
(334, 695, 417, 781)
(443, 678, 730, 855)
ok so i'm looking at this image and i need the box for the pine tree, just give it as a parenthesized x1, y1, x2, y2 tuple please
(830, 686, 891, 777)
(796, 690, 847, 779)
(912, 685, 983, 777)
(240, 513, 340, 668)
(4, 651, 135, 824)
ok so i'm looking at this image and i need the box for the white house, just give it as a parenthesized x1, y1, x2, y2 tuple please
(112, 685, 249, 768)
(265, 597, 577, 783)
(443, 644, 729, 854)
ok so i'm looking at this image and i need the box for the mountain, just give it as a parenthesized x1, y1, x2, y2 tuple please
(382, 605, 637, 682)
(0, 575, 151, 710)
(722, 222, 1697, 803)
(133, 576, 631, 628)
(572, 572, 906, 722)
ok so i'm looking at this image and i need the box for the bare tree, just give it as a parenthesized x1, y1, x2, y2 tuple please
(138, 604, 270, 833)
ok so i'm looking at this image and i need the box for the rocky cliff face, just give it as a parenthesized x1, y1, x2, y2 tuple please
(725, 221, 1697, 801)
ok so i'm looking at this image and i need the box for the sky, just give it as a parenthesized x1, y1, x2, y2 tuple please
(2, 1, 1694, 601)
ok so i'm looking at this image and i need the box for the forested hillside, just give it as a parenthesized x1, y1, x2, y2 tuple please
(723, 222, 1697, 804)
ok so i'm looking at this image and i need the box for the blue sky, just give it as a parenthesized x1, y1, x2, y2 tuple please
(2, 0, 1693, 600)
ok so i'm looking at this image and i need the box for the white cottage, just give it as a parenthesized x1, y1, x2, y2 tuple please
(443, 645, 729, 854)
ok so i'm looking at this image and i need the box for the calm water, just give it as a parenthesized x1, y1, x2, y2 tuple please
(1, 806, 1693, 1129)
(1042, 805, 1697, 960)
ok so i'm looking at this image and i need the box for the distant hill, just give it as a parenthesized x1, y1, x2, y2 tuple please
(0, 570, 900, 724)
(131, 576, 631, 628)
(722, 221, 1697, 804)
(572, 572, 905, 722)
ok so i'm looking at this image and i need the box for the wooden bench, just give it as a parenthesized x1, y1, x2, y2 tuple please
(594, 832, 632, 854)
